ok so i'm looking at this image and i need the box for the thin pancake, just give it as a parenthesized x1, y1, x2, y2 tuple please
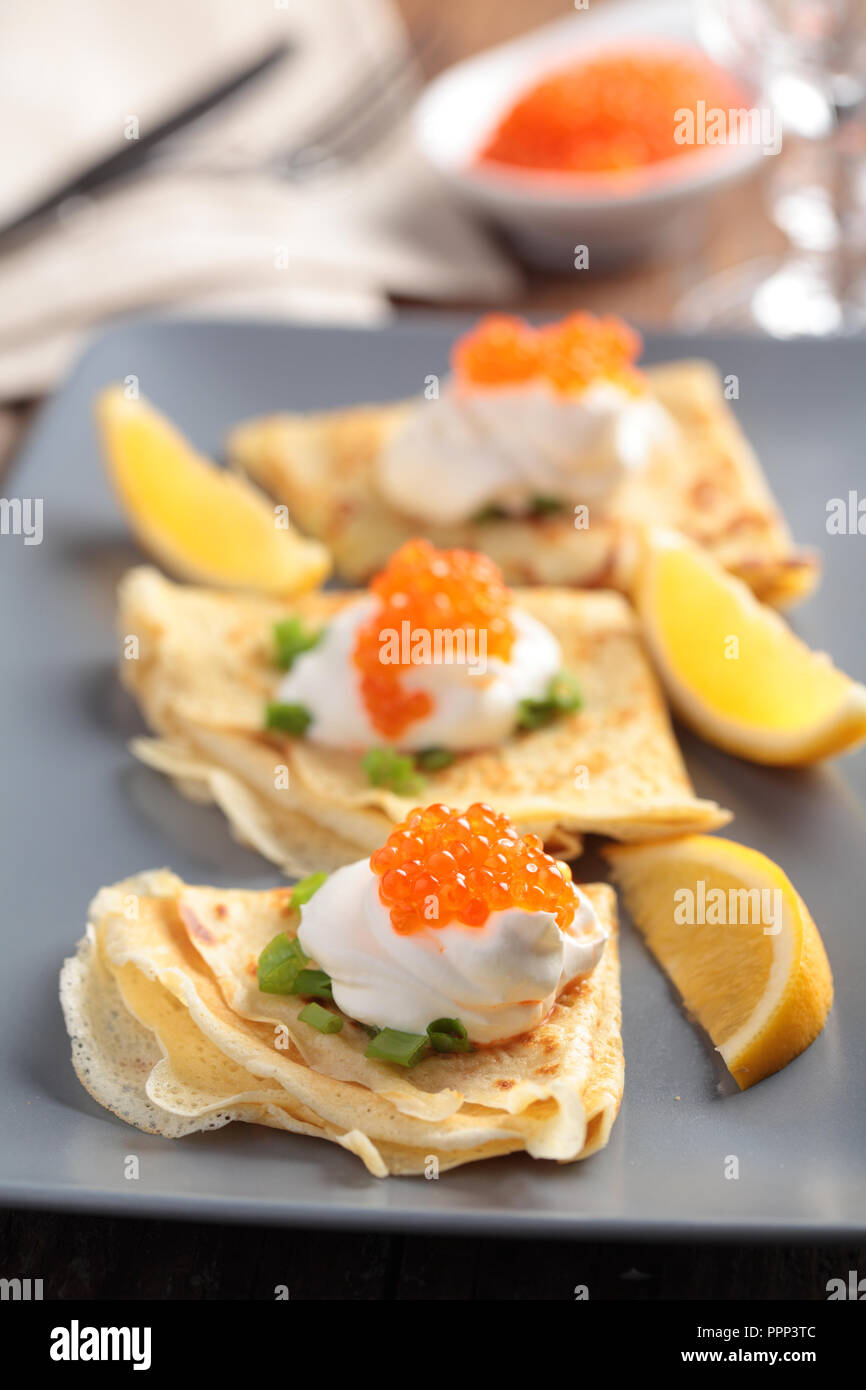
(227, 360, 817, 606)
(60, 871, 624, 1175)
(118, 566, 729, 875)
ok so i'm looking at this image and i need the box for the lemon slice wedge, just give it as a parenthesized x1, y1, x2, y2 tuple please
(634, 529, 866, 764)
(607, 835, 833, 1089)
(97, 388, 331, 595)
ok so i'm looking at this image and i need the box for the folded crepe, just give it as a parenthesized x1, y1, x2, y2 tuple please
(117, 566, 729, 877)
(60, 870, 624, 1175)
(228, 360, 817, 607)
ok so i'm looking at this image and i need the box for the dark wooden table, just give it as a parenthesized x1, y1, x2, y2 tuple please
(2, 1207, 862, 1300)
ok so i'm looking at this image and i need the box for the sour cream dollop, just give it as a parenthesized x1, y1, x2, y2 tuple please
(275, 595, 561, 751)
(298, 858, 607, 1045)
(377, 380, 673, 527)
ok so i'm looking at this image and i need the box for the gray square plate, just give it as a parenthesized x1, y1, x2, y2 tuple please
(2, 317, 865, 1238)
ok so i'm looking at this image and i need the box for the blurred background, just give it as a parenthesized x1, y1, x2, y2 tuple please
(1, 0, 865, 460)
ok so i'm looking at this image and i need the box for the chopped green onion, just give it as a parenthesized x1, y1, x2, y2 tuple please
(529, 494, 565, 516)
(517, 671, 583, 730)
(415, 746, 455, 772)
(516, 697, 555, 731)
(471, 496, 564, 523)
(265, 701, 312, 735)
(290, 872, 328, 909)
(273, 616, 322, 670)
(257, 934, 308, 994)
(427, 1017, 474, 1054)
(471, 502, 508, 524)
(289, 968, 333, 1000)
(361, 747, 424, 796)
(548, 670, 582, 711)
(298, 1002, 343, 1034)
(364, 1027, 430, 1068)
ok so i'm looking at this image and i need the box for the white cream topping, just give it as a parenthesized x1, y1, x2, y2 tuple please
(377, 379, 673, 526)
(297, 859, 607, 1044)
(275, 596, 561, 751)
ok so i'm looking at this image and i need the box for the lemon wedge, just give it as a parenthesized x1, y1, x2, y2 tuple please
(97, 388, 331, 595)
(634, 530, 866, 764)
(607, 835, 833, 1089)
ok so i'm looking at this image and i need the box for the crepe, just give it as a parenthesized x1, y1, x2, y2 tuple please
(59, 870, 624, 1175)
(227, 360, 817, 607)
(117, 566, 729, 876)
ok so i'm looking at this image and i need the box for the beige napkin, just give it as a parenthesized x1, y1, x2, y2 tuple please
(0, 0, 519, 400)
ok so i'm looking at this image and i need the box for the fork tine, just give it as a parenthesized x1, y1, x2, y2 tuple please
(275, 27, 441, 177)
(281, 64, 416, 176)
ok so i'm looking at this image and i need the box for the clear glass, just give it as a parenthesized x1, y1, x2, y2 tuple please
(678, 0, 866, 335)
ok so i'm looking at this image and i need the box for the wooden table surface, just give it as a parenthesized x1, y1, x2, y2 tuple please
(2, 1207, 861, 1301)
(3, 1, 858, 1303)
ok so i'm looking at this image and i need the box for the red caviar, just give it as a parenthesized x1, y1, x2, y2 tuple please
(370, 802, 577, 935)
(477, 50, 742, 176)
(453, 312, 644, 396)
(353, 539, 515, 740)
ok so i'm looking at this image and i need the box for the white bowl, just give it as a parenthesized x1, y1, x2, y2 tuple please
(413, 0, 767, 270)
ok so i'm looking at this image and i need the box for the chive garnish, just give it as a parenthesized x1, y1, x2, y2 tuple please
(415, 746, 455, 772)
(427, 1017, 474, 1054)
(289, 872, 328, 909)
(257, 878, 330, 993)
(273, 616, 322, 670)
(471, 495, 564, 523)
(289, 968, 333, 1000)
(257, 934, 308, 994)
(265, 701, 312, 735)
(361, 747, 424, 795)
(517, 671, 582, 730)
(548, 670, 582, 710)
(517, 697, 553, 730)
(364, 1027, 430, 1068)
(471, 502, 508, 524)
(529, 494, 565, 516)
(298, 1002, 343, 1034)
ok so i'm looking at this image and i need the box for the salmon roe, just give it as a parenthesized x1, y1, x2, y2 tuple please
(477, 50, 743, 176)
(353, 539, 515, 740)
(453, 312, 644, 396)
(370, 802, 577, 936)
